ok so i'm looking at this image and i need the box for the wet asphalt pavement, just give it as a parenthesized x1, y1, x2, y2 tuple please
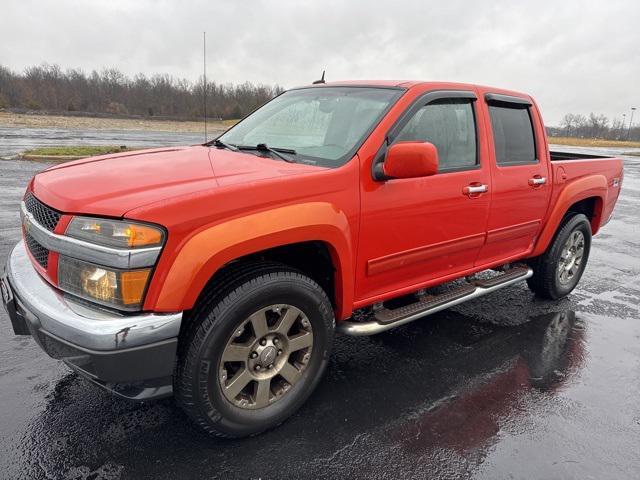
(1, 148, 640, 479)
(0, 127, 210, 159)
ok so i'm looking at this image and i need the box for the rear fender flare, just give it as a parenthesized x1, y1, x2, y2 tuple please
(531, 175, 607, 256)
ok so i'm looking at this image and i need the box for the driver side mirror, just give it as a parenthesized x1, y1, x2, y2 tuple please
(378, 142, 439, 180)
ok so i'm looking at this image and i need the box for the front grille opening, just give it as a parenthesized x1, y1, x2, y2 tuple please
(24, 193, 62, 232)
(25, 232, 49, 268)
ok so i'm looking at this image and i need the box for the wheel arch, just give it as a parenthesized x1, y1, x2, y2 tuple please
(531, 175, 606, 257)
(146, 202, 354, 319)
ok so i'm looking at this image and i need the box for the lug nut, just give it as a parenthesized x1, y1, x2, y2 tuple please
(255, 365, 261, 371)
(250, 351, 258, 359)
(267, 363, 273, 369)
(260, 338, 267, 346)
(273, 338, 279, 345)
(277, 349, 283, 356)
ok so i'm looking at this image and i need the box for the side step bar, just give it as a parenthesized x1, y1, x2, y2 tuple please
(337, 266, 533, 336)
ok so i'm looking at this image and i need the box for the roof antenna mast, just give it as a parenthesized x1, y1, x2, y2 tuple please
(203, 31, 208, 143)
(312, 70, 326, 85)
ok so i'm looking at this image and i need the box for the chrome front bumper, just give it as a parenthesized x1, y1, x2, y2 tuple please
(2, 241, 183, 400)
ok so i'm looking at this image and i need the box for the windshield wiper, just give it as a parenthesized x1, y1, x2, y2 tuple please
(237, 143, 297, 163)
(211, 139, 238, 151)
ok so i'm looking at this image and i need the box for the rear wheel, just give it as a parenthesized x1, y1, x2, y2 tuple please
(527, 213, 592, 299)
(175, 266, 334, 438)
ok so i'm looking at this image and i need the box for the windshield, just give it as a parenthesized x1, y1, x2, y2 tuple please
(217, 87, 403, 167)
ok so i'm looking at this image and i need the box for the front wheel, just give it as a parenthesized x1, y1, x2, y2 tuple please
(175, 266, 334, 438)
(527, 213, 592, 299)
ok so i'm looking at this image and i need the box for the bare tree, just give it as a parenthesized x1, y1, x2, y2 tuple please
(549, 112, 640, 141)
(586, 113, 609, 138)
(560, 113, 577, 136)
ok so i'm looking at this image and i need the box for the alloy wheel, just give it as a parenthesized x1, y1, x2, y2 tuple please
(218, 304, 314, 409)
(557, 230, 585, 285)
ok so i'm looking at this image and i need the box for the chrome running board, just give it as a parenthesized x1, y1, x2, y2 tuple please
(337, 266, 533, 336)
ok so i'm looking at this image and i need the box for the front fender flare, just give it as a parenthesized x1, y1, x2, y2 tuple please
(148, 202, 354, 319)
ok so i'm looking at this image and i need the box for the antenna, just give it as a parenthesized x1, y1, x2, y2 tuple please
(312, 70, 326, 85)
(203, 31, 207, 142)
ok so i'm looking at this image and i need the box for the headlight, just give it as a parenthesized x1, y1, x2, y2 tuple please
(66, 217, 164, 248)
(59, 216, 165, 311)
(58, 256, 151, 311)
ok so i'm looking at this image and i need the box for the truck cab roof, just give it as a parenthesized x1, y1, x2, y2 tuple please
(303, 80, 532, 101)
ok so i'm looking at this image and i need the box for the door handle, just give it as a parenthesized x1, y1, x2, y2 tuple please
(463, 184, 488, 196)
(528, 176, 546, 186)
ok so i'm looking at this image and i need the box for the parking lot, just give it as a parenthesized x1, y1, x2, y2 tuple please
(1, 149, 639, 479)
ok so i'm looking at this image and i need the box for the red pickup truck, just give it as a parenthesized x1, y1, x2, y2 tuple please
(2, 80, 623, 437)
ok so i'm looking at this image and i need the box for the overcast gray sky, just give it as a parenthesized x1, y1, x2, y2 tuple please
(1, 0, 639, 125)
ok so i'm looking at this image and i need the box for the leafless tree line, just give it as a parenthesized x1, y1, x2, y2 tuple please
(1, 64, 638, 141)
(0, 64, 282, 120)
(548, 112, 640, 141)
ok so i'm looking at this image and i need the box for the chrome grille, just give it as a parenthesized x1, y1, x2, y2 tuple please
(25, 231, 49, 268)
(24, 193, 61, 232)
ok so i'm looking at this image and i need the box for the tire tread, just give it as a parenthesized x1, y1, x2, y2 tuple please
(527, 213, 591, 299)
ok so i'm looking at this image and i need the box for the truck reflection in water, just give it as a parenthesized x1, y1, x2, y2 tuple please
(394, 310, 585, 455)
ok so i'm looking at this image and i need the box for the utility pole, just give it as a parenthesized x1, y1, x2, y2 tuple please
(203, 31, 208, 143)
(628, 107, 636, 141)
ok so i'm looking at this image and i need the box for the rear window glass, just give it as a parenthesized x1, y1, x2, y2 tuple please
(488, 105, 536, 165)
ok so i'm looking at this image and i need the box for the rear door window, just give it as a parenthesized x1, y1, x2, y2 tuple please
(488, 105, 537, 165)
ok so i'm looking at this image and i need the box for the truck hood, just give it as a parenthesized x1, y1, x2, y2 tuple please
(31, 146, 322, 217)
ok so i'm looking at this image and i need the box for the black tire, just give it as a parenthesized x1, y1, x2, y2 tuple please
(527, 213, 592, 300)
(175, 264, 334, 438)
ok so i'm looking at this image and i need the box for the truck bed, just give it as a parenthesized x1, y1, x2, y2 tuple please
(550, 150, 613, 161)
